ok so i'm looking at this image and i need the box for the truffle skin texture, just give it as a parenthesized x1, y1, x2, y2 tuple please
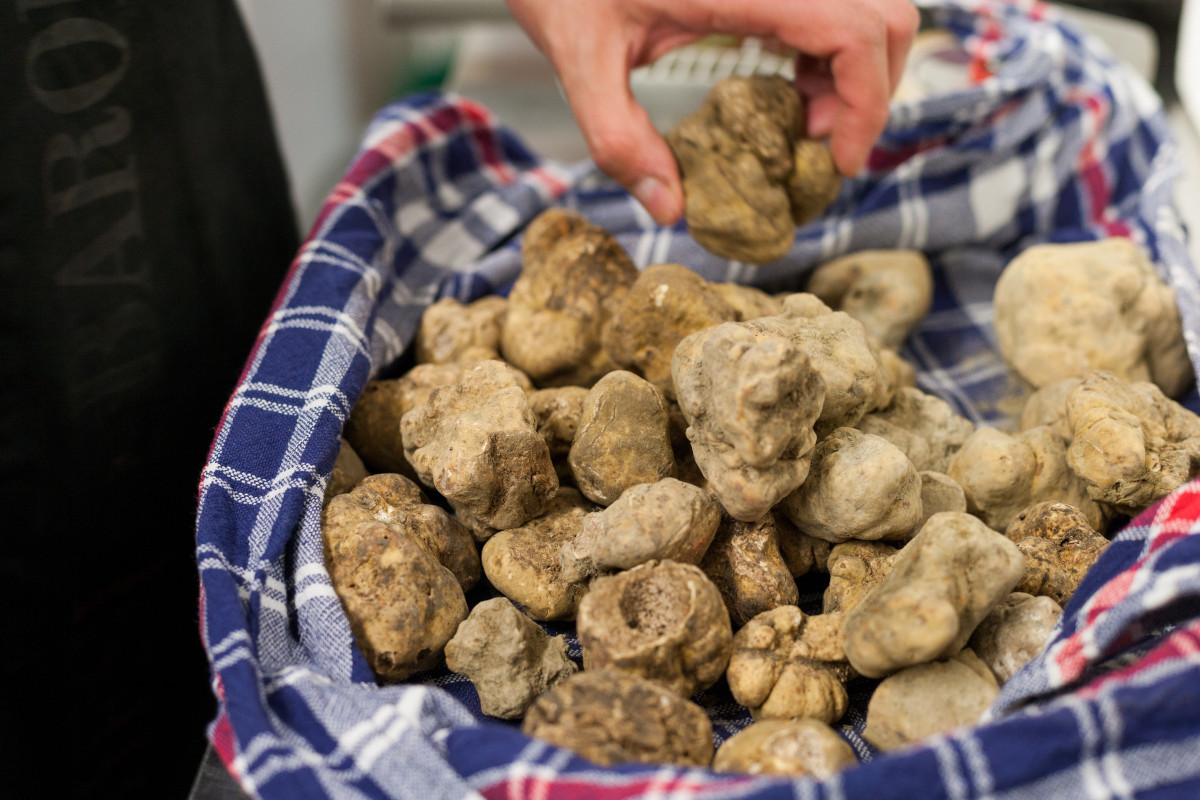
(530, 385, 589, 482)
(842, 512, 1025, 678)
(672, 321, 826, 521)
(501, 208, 638, 387)
(530, 386, 588, 458)
(700, 511, 799, 629)
(969, 592, 1063, 684)
(712, 282, 784, 320)
(862, 649, 999, 752)
(713, 719, 858, 778)
(1019, 377, 1083, 440)
(726, 606, 853, 723)
(755, 294, 891, 437)
(322, 472, 480, 591)
(993, 237, 1193, 397)
(823, 540, 898, 615)
(444, 598, 578, 719)
(522, 669, 714, 767)
(916, 471, 968, 534)
(780, 427, 923, 543)
(576, 560, 733, 698)
(416, 295, 507, 365)
(481, 488, 596, 621)
(1004, 501, 1108, 606)
(775, 511, 833, 579)
(602, 263, 739, 400)
(322, 520, 468, 683)
(402, 360, 558, 539)
(805, 249, 933, 349)
(1065, 371, 1200, 513)
(559, 478, 722, 583)
(947, 425, 1103, 533)
(857, 387, 975, 474)
(323, 439, 370, 505)
(568, 370, 676, 506)
(667, 75, 840, 264)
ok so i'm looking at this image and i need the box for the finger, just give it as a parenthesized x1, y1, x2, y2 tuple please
(556, 42, 684, 225)
(793, 54, 836, 138)
(824, 21, 891, 176)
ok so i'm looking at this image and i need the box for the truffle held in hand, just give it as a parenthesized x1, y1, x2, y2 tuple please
(668, 76, 841, 264)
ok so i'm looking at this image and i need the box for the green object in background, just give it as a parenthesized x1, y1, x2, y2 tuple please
(393, 30, 459, 95)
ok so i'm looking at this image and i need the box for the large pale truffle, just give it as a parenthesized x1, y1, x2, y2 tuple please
(947, 425, 1103, 532)
(713, 719, 857, 778)
(862, 649, 999, 751)
(993, 237, 1193, 397)
(672, 321, 825, 520)
(322, 472, 480, 590)
(841, 512, 1025, 678)
(322, 520, 467, 683)
(780, 427, 922, 543)
(559, 478, 721, 583)
(805, 249, 933, 349)
(602, 263, 739, 399)
(481, 488, 596, 621)
(1065, 371, 1200, 513)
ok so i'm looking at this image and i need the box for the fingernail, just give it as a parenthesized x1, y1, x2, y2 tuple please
(633, 177, 677, 225)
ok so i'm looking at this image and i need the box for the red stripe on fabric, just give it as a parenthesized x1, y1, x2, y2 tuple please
(1051, 632, 1089, 683)
(212, 708, 237, 767)
(530, 166, 570, 199)
(1076, 94, 1112, 224)
(1076, 620, 1200, 698)
(1085, 568, 1137, 627)
(868, 138, 947, 171)
(1049, 485, 1200, 682)
(1103, 219, 1131, 238)
(458, 99, 519, 186)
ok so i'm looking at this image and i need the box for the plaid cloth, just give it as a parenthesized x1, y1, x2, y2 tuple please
(196, 1, 1200, 797)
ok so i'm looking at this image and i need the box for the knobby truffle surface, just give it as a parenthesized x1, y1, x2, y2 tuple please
(667, 75, 840, 264)
(522, 669, 714, 767)
(576, 560, 732, 698)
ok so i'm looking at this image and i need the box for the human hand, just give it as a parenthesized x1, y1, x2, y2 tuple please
(505, 0, 919, 226)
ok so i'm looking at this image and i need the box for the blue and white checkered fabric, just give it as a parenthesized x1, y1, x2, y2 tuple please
(196, 1, 1200, 797)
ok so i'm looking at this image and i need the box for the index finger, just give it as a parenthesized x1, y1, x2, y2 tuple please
(824, 21, 891, 176)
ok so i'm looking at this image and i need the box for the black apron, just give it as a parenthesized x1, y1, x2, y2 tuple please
(0, 3, 298, 795)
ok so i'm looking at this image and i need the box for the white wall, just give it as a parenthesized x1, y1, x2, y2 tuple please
(234, 0, 415, 231)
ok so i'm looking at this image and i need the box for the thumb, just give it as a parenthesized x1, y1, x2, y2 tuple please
(558, 54, 683, 225)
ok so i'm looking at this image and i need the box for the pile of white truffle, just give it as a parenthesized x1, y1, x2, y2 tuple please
(319, 207, 1198, 778)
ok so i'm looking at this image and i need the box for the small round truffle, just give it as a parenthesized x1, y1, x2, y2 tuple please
(713, 719, 857, 778)
(522, 669, 714, 767)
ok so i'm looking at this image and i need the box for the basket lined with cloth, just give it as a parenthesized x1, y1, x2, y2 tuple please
(196, 1, 1200, 797)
